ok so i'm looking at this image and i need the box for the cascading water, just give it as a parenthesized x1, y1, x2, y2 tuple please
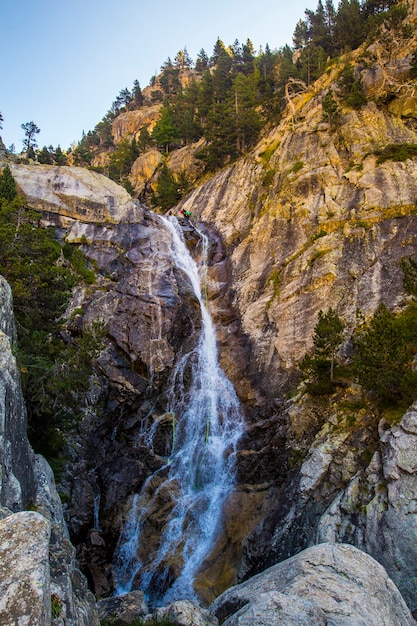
(113, 215, 244, 605)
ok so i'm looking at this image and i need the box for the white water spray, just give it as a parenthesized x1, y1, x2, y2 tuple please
(114, 216, 244, 605)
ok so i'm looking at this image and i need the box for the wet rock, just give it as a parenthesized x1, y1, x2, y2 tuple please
(212, 543, 416, 626)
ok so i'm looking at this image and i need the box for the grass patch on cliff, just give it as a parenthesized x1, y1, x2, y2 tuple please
(375, 143, 417, 164)
(258, 141, 280, 163)
(268, 269, 281, 297)
(291, 160, 304, 174)
(262, 168, 276, 188)
(308, 249, 330, 266)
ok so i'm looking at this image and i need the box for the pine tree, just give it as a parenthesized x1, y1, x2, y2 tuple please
(300, 308, 345, 393)
(21, 121, 40, 157)
(293, 19, 309, 50)
(322, 88, 341, 125)
(334, 0, 365, 51)
(195, 49, 209, 73)
(401, 256, 417, 297)
(197, 70, 214, 126)
(38, 145, 54, 164)
(115, 87, 133, 111)
(337, 67, 367, 109)
(54, 146, 66, 165)
(0, 165, 17, 202)
(132, 79, 144, 107)
(231, 73, 262, 153)
(151, 106, 179, 152)
(153, 163, 180, 210)
(353, 303, 413, 403)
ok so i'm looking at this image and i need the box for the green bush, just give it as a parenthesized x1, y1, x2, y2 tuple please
(337, 67, 367, 109)
(291, 160, 304, 174)
(262, 168, 276, 187)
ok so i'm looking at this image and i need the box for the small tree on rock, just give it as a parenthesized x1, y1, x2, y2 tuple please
(21, 121, 40, 157)
(0, 165, 18, 202)
(301, 307, 345, 394)
(322, 89, 341, 126)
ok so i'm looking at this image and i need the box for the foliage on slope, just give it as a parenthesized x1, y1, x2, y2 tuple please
(67, 0, 405, 203)
(0, 165, 104, 472)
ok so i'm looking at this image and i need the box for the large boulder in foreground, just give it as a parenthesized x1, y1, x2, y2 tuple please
(0, 512, 51, 624)
(211, 543, 416, 626)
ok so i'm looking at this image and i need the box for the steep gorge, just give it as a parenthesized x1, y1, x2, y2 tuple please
(5, 7, 417, 618)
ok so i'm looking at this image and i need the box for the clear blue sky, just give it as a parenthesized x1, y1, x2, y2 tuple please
(1, 0, 318, 152)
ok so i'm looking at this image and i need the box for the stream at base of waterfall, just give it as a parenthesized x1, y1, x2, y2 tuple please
(113, 215, 244, 607)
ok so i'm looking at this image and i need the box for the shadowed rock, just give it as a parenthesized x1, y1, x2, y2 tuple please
(211, 543, 417, 626)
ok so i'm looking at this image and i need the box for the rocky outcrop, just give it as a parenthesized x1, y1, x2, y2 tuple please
(112, 104, 162, 144)
(212, 543, 416, 626)
(316, 402, 417, 615)
(147, 600, 219, 626)
(238, 395, 417, 617)
(166, 139, 206, 184)
(129, 148, 162, 196)
(0, 276, 99, 625)
(128, 140, 206, 199)
(9, 164, 143, 225)
(97, 590, 148, 624)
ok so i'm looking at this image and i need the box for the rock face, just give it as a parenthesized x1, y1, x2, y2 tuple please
(129, 148, 162, 196)
(316, 402, 417, 615)
(176, 60, 417, 400)
(0, 512, 51, 625)
(112, 104, 162, 144)
(238, 396, 417, 618)
(212, 543, 417, 626)
(0, 276, 99, 625)
(0, 277, 36, 511)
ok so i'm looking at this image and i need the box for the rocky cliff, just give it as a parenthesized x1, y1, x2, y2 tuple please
(0, 276, 99, 625)
(4, 138, 417, 617)
(167, 17, 417, 613)
(5, 7, 417, 617)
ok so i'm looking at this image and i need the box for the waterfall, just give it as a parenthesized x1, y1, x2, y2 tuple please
(114, 216, 244, 605)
